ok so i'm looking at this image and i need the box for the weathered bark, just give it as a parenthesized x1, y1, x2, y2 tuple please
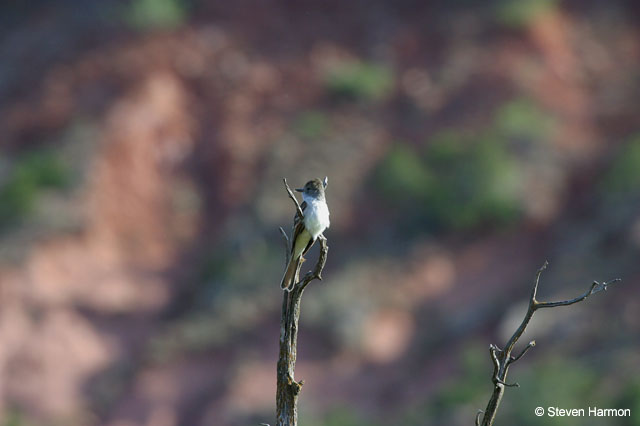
(275, 179, 328, 426)
(477, 262, 620, 426)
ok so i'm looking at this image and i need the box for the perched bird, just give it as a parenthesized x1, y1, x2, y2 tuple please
(280, 177, 330, 291)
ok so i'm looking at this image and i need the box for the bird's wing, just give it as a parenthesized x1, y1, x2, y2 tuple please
(290, 201, 314, 256)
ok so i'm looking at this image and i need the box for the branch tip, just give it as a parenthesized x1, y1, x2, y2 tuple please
(283, 178, 304, 219)
(538, 260, 549, 273)
(536, 275, 622, 308)
(593, 278, 622, 294)
(279, 227, 289, 242)
(496, 379, 519, 388)
(531, 261, 549, 302)
(510, 340, 536, 364)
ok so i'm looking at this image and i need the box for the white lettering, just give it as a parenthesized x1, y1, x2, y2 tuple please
(548, 407, 584, 417)
(589, 407, 631, 416)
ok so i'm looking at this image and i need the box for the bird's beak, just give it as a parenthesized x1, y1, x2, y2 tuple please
(295, 188, 304, 192)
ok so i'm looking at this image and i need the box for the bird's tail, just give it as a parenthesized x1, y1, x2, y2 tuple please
(280, 255, 302, 291)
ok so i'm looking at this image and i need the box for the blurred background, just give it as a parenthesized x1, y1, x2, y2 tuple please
(1, 0, 639, 425)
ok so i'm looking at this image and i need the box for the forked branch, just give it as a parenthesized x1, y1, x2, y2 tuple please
(478, 262, 620, 426)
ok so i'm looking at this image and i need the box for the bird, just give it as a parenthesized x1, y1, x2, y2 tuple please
(280, 177, 330, 291)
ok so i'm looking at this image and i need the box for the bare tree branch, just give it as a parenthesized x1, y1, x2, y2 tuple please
(478, 262, 620, 426)
(508, 341, 535, 364)
(275, 181, 329, 426)
(279, 227, 291, 265)
(475, 410, 483, 426)
(536, 279, 620, 309)
(299, 235, 327, 291)
(283, 178, 304, 219)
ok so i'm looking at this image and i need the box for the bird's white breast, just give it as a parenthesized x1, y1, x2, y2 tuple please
(303, 197, 330, 239)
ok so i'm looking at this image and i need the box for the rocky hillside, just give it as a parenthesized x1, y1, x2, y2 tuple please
(0, 1, 639, 425)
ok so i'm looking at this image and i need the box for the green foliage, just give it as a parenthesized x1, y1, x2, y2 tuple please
(373, 97, 556, 232)
(600, 136, 640, 197)
(402, 354, 614, 426)
(323, 406, 364, 426)
(375, 133, 522, 232)
(325, 61, 394, 101)
(500, 359, 600, 426)
(2, 408, 26, 426)
(494, 0, 558, 28)
(307, 405, 370, 426)
(0, 150, 70, 230)
(615, 379, 640, 426)
(401, 343, 488, 425)
(375, 144, 433, 204)
(426, 133, 522, 229)
(495, 98, 555, 142)
(294, 111, 330, 139)
(125, 0, 187, 30)
(430, 346, 487, 411)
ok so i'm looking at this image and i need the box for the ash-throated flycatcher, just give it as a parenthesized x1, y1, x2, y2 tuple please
(280, 177, 330, 291)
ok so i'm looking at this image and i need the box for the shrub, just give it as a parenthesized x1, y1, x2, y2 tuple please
(294, 111, 330, 140)
(321, 405, 368, 426)
(375, 144, 433, 207)
(125, 0, 187, 30)
(0, 150, 70, 230)
(324, 61, 394, 101)
(374, 133, 522, 232)
(503, 359, 599, 426)
(373, 96, 558, 233)
(494, 0, 558, 28)
(495, 98, 555, 142)
(600, 135, 640, 197)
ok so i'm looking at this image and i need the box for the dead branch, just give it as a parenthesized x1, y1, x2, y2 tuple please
(275, 179, 329, 426)
(283, 178, 304, 219)
(478, 261, 621, 426)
